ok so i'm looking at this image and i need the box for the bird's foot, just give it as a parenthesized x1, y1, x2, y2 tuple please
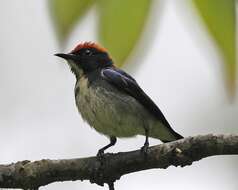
(90, 150, 106, 186)
(140, 142, 149, 157)
(97, 149, 105, 161)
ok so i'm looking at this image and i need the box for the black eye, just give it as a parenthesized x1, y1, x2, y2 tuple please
(84, 49, 92, 56)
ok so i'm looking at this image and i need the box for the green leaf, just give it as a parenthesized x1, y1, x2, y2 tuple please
(98, 0, 151, 67)
(50, 0, 95, 44)
(193, 0, 236, 96)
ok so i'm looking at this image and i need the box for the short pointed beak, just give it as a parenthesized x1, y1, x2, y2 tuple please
(54, 53, 79, 61)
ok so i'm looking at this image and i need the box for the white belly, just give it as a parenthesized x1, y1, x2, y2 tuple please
(75, 77, 155, 138)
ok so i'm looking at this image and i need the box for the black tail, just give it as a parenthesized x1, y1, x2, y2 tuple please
(150, 117, 183, 143)
(161, 128, 183, 143)
(161, 118, 183, 143)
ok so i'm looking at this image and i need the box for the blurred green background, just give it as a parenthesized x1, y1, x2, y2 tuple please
(50, 0, 236, 97)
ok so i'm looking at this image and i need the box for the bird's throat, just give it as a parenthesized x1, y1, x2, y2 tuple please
(68, 60, 84, 79)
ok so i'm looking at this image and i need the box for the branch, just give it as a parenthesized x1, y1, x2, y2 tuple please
(0, 134, 238, 189)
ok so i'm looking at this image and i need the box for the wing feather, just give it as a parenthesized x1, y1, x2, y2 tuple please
(101, 67, 183, 140)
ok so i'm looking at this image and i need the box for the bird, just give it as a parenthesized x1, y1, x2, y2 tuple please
(55, 42, 183, 156)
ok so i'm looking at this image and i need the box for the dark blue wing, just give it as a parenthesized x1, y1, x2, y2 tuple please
(101, 67, 183, 140)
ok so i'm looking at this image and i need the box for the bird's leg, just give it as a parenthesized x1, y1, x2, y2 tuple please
(108, 182, 115, 190)
(97, 136, 117, 158)
(92, 137, 116, 186)
(141, 127, 149, 155)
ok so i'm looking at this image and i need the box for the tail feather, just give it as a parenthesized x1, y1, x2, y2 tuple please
(150, 120, 183, 143)
(161, 129, 183, 143)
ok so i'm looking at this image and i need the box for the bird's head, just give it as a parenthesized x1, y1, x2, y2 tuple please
(55, 42, 113, 77)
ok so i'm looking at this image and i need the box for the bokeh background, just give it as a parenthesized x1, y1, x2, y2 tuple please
(0, 0, 237, 189)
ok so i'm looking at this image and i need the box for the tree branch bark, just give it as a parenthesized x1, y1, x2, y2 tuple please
(0, 134, 238, 189)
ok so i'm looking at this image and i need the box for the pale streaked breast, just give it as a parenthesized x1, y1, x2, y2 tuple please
(74, 76, 155, 137)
